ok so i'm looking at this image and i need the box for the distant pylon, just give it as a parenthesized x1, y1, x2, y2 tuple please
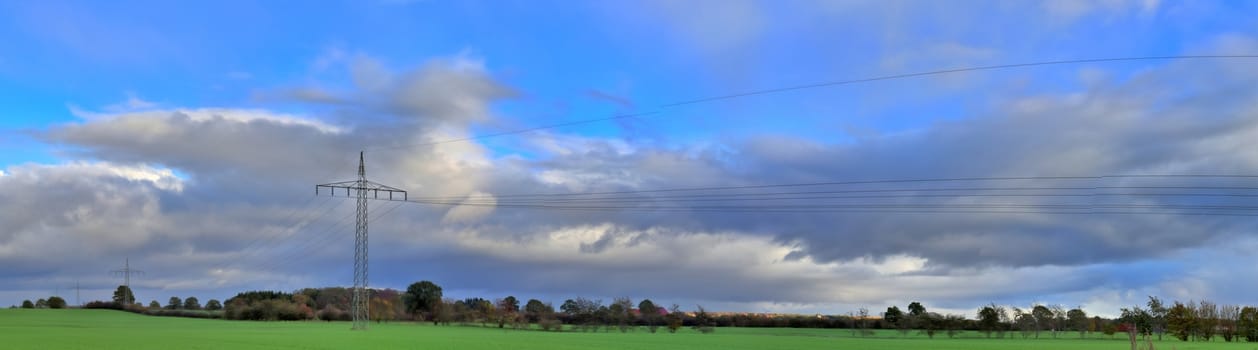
(110, 258, 144, 306)
(316, 152, 406, 330)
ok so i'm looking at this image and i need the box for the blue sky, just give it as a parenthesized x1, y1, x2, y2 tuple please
(3, 0, 1258, 316)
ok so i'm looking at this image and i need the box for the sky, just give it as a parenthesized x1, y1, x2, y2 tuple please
(3, 0, 1258, 317)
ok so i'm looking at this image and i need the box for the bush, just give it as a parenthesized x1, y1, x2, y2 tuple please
(84, 301, 122, 310)
(539, 318, 563, 332)
(224, 291, 312, 321)
(142, 309, 222, 319)
(318, 305, 349, 322)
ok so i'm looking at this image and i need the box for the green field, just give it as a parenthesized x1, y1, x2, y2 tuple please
(2, 309, 1255, 350)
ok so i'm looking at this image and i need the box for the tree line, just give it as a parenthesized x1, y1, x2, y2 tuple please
(17, 296, 67, 309)
(75, 285, 223, 319)
(40, 282, 1258, 344)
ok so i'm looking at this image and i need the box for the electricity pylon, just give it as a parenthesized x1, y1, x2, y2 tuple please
(316, 151, 406, 330)
(111, 258, 143, 306)
(72, 280, 81, 307)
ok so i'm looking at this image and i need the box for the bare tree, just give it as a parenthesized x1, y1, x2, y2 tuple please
(1199, 300, 1218, 341)
(1219, 304, 1239, 342)
(1050, 304, 1067, 338)
(858, 308, 873, 336)
(1147, 296, 1167, 341)
(996, 305, 1012, 339)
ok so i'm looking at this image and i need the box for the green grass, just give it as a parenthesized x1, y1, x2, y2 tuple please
(3, 309, 1257, 349)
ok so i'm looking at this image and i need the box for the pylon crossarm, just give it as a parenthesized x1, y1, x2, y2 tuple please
(317, 181, 407, 201)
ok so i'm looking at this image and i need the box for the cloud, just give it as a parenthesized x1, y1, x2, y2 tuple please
(440, 192, 497, 224)
(366, 54, 517, 123)
(14, 37, 1258, 314)
(106, 92, 159, 112)
(251, 87, 349, 105)
(646, 0, 764, 54)
(0, 162, 182, 265)
(11, 53, 519, 303)
(1042, 0, 1161, 23)
(261, 52, 516, 125)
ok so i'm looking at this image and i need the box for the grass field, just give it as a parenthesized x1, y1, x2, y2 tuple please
(3, 309, 1257, 350)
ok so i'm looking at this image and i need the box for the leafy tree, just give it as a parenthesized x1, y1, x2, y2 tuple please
(918, 312, 943, 338)
(524, 299, 552, 323)
(1166, 301, 1193, 341)
(1013, 307, 1036, 339)
(205, 299, 222, 311)
(610, 297, 634, 332)
(525, 299, 556, 324)
(908, 302, 926, 316)
(149, 300, 161, 309)
(47, 296, 67, 309)
(402, 281, 442, 321)
(1239, 306, 1258, 342)
(112, 285, 135, 305)
(433, 298, 455, 325)
(1030, 305, 1053, 338)
(35, 299, 48, 308)
(21, 300, 33, 309)
(885, 306, 904, 326)
(560, 297, 603, 331)
(944, 314, 966, 338)
(978, 305, 1001, 337)
(638, 299, 660, 332)
(499, 296, 520, 314)
(184, 296, 201, 310)
(1121, 306, 1154, 350)
(369, 296, 395, 323)
(560, 299, 577, 315)
(1103, 322, 1118, 339)
(167, 296, 183, 310)
(1067, 308, 1088, 338)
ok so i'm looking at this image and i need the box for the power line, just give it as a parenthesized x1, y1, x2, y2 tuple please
(407, 174, 1258, 201)
(392, 174, 1258, 216)
(250, 201, 403, 281)
(661, 55, 1258, 107)
(364, 55, 1258, 153)
(208, 197, 344, 279)
(404, 198, 1258, 217)
(405, 198, 1258, 217)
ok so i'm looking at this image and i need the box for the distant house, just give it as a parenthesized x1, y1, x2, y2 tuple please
(630, 307, 669, 316)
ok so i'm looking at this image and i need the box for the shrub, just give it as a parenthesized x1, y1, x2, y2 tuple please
(539, 319, 563, 332)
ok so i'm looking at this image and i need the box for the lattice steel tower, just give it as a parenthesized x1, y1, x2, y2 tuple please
(316, 152, 406, 330)
(111, 258, 143, 306)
